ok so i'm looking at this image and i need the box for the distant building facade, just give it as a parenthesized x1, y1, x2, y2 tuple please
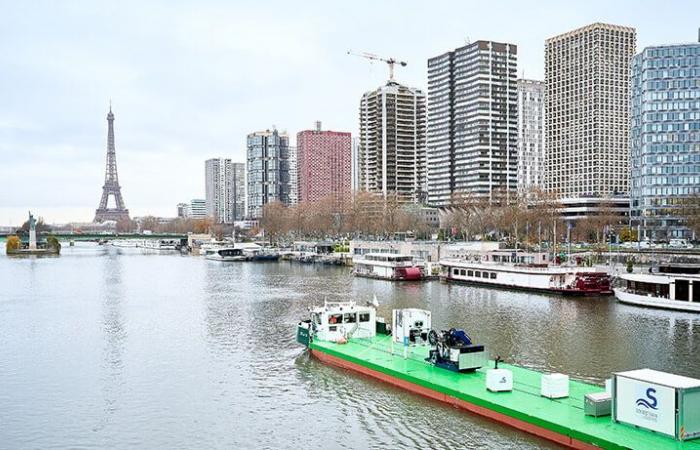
(631, 39, 700, 239)
(297, 121, 352, 203)
(358, 81, 426, 202)
(205, 158, 245, 223)
(176, 203, 188, 218)
(517, 79, 545, 196)
(288, 146, 299, 205)
(545, 23, 636, 199)
(246, 129, 290, 218)
(187, 199, 208, 219)
(231, 163, 245, 220)
(427, 40, 518, 206)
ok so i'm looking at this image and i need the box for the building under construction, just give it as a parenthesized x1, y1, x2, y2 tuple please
(357, 81, 426, 202)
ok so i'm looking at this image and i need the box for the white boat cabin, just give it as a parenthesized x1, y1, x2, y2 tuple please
(615, 272, 700, 312)
(310, 301, 376, 342)
(353, 253, 423, 280)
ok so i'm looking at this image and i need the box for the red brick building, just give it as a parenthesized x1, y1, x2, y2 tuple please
(297, 122, 351, 203)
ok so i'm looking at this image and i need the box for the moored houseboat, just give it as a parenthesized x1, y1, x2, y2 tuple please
(204, 247, 249, 261)
(440, 251, 611, 295)
(614, 265, 700, 312)
(352, 253, 423, 281)
(140, 239, 180, 250)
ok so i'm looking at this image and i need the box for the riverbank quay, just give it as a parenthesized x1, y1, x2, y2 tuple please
(309, 334, 700, 450)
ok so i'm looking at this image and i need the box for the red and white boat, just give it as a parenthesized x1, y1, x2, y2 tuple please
(440, 251, 611, 295)
(352, 253, 424, 281)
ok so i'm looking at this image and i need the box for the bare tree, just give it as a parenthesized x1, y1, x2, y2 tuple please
(260, 201, 289, 244)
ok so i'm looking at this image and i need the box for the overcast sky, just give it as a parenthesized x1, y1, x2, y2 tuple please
(1, 0, 698, 225)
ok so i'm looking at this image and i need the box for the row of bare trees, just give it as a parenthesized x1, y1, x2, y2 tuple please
(442, 189, 564, 245)
(259, 192, 434, 243)
(258, 188, 643, 245)
(115, 217, 218, 235)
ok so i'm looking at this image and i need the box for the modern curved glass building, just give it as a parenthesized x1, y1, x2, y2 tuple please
(630, 37, 700, 239)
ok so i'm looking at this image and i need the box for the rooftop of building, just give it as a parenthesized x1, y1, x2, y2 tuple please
(546, 22, 636, 43)
(247, 128, 288, 138)
(361, 80, 425, 97)
(637, 39, 700, 54)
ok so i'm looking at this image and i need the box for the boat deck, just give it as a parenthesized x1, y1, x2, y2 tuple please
(310, 334, 700, 450)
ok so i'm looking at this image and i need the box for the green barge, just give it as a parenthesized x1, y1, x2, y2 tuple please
(300, 307, 700, 450)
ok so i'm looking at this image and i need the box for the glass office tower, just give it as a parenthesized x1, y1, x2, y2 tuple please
(630, 40, 700, 239)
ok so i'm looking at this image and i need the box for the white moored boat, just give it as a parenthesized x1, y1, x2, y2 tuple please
(440, 250, 612, 295)
(140, 239, 180, 250)
(352, 253, 424, 281)
(204, 247, 248, 261)
(614, 266, 700, 312)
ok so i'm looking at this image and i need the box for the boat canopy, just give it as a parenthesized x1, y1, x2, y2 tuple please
(362, 253, 413, 262)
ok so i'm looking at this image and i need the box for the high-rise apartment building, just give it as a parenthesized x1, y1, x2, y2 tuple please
(288, 146, 299, 205)
(176, 203, 188, 218)
(246, 129, 290, 218)
(630, 38, 700, 239)
(517, 79, 545, 196)
(205, 158, 245, 223)
(297, 121, 352, 203)
(358, 81, 426, 202)
(545, 23, 636, 199)
(351, 137, 360, 192)
(183, 199, 208, 219)
(231, 163, 245, 221)
(427, 40, 518, 206)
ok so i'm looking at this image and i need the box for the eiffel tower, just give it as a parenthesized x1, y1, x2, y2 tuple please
(94, 104, 130, 222)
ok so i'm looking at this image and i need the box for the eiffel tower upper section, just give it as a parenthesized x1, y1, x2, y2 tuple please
(94, 105, 130, 223)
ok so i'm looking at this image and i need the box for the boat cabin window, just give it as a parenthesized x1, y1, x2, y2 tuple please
(482, 272, 489, 279)
(359, 312, 370, 322)
(328, 314, 342, 325)
(490, 272, 497, 279)
(343, 313, 357, 324)
(312, 313, 321, 325)
(627, 280, 670, 299)
(467, 270, 473, 277)
(475, 271, 481, 277)
(453, 268, 459, 275)
(460, 269, 466, 276)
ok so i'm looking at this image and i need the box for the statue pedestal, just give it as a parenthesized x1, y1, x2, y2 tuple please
(29, 229, 37, 250)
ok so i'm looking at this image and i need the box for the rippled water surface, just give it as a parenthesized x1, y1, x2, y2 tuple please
(2, 243, 699, 449)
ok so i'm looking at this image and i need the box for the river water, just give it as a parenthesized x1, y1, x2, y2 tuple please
(1, 243, 699, 449)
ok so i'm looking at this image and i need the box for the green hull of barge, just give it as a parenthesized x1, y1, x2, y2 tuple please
(310, 334, 700, 450)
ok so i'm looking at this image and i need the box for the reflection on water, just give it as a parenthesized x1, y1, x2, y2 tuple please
(99, 250, 126, 432)
(1, 242, 699, 449)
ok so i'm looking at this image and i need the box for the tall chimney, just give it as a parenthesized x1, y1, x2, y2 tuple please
(315, 120, 322, 132)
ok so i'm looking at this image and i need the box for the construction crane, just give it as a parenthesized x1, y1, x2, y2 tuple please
(347, 51, 407, 81)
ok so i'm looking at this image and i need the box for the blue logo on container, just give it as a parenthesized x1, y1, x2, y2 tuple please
(636, 387, 658, 410)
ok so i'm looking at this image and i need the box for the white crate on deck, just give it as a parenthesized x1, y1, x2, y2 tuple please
(541, 373, 569, 399)
(486, 369, 513, 392)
